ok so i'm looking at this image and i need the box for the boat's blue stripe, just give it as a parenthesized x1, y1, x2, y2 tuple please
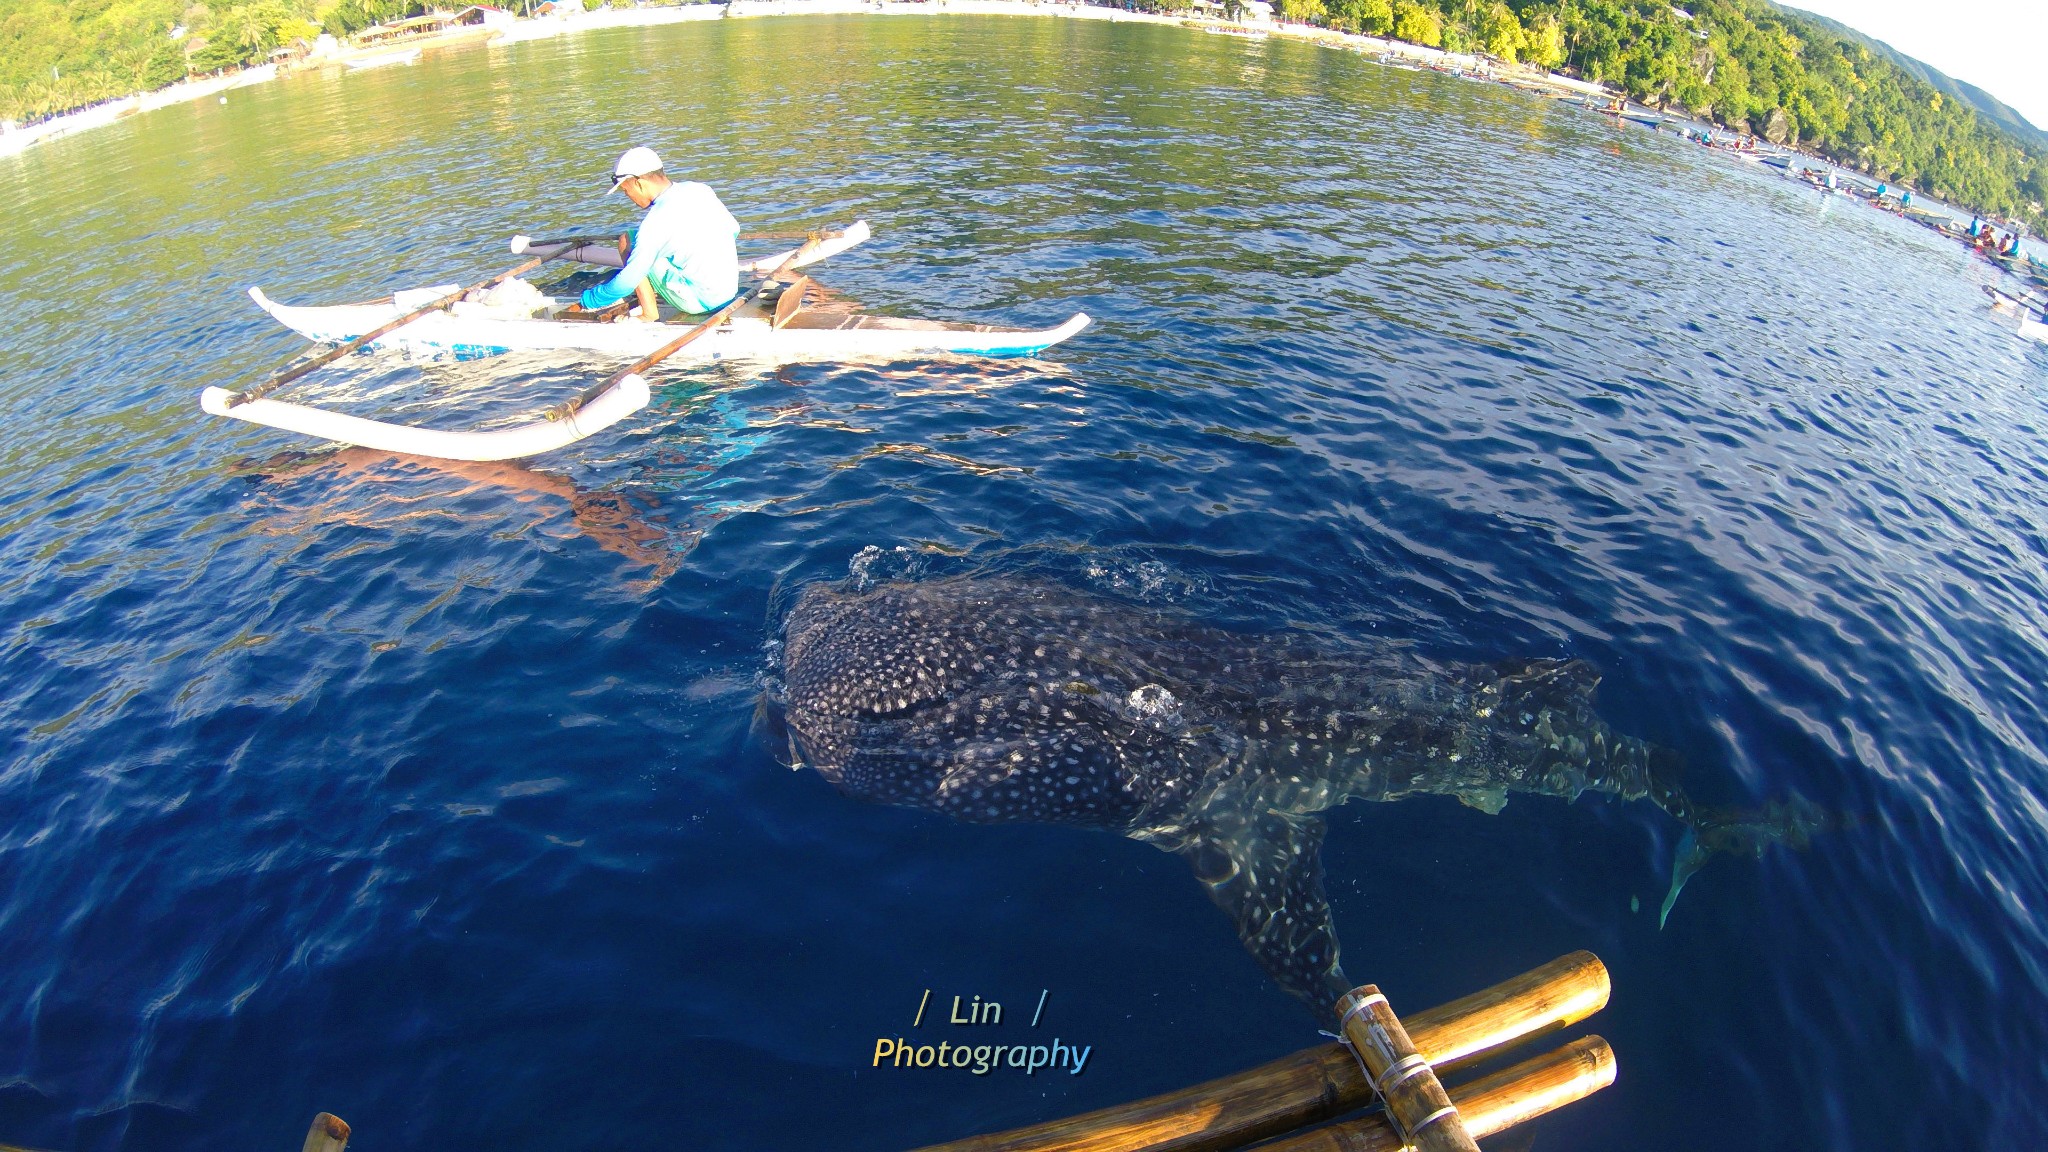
(335, 336, 1056, 360)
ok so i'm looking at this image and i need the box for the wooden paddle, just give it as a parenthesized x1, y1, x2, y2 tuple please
(223, 236, 607, 408)
(548, 232, 828, 422)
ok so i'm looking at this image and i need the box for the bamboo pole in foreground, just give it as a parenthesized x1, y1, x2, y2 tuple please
(905, 951, 1610, 1152)
(300, 1113, 350, 1152)
(1249, 1036, 1617, 1152)
(1331, 986, 1479, 1152)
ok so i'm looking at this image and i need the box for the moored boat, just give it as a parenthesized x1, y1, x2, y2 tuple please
(345, 48, 421, 69)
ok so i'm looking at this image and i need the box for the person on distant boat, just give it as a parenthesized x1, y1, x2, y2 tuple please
(2003, 231, 2023, 258)
(568, 146, 740, 321)
(1969, 217, 1984, 238)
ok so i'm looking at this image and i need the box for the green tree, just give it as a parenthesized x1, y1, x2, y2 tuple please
(1275, 0, 1326, 23)
(1521, 11, 1565, 70)
(1327, 0, 1389, 34)
(321, 0, 370, 37)
(141, 40, 187, 87)
(1391, 0, 1439, 47)
(1479, 2, 1524, 62)
(187, 35, 242, 71)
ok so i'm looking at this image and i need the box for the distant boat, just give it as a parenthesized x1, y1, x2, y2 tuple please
(346, 48, 421, 69)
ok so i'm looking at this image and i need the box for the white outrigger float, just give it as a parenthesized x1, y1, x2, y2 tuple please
(200, 221, 1091, 462)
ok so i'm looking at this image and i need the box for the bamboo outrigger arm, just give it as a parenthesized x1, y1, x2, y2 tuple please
(905, 951, 1612, 1152)
(1254, 1035, 1616, 1152)
(1332, 985, 1479, 1152)
(301, 1113, 350, 1152)
(198, 374, 652, 463)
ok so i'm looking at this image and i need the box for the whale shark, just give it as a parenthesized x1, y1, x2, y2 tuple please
(765, 576, 1819, 1013)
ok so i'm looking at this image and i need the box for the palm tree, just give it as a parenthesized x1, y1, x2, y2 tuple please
(233, 4, 275, 55)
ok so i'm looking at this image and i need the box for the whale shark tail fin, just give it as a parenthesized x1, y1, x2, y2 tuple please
(1472, 663, 1832, 929)
(1158, 806, 1353, 1017)
(1658, 792, 1828, 927)
(1474, 664, 1832, 929)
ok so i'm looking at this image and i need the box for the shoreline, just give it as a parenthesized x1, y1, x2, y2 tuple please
(10, 0, 2025, 263)
(0, 0, 1608, 159)
(0, 65, 279, 157)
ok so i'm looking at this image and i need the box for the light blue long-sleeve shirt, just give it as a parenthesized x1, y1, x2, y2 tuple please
(580, 180, 740, 313)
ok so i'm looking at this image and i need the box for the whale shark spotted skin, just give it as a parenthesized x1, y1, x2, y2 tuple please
(770, 576, 1811, 1012)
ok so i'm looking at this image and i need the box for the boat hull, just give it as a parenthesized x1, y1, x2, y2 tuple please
(250, 288, 1090, 364)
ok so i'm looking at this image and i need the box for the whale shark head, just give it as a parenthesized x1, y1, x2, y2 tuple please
(775, 578, 1221, 828)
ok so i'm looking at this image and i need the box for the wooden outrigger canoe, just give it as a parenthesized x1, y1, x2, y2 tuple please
(243, 224, 1089, 364)
(248, 286, 1090, 363)
(201, 221, 1091, 461)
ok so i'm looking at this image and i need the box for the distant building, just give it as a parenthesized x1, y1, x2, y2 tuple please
(1191, 0, 1273, 20)
(354, 8, 513, 47)
(456, 5, 517, 27)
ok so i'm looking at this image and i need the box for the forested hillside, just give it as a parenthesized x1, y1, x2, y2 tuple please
(1262, 0, 2046, 228)
(3, 0, 315, 118)
(0, 0, 516, 122)
(1786, 6, 2046, 152)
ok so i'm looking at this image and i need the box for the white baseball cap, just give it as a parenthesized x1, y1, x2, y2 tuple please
(608, 146, 663, 194)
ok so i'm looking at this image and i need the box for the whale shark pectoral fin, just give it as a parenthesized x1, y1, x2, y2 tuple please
(1175, 807, 1351, 1013)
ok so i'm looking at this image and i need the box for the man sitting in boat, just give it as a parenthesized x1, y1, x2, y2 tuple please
(566, 146, 740, 321)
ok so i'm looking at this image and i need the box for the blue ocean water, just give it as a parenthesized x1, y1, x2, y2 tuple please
(3, 15, 2047, 1151)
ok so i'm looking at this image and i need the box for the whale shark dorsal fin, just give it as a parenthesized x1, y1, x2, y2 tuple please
(1172, 806, 1351, 1011)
